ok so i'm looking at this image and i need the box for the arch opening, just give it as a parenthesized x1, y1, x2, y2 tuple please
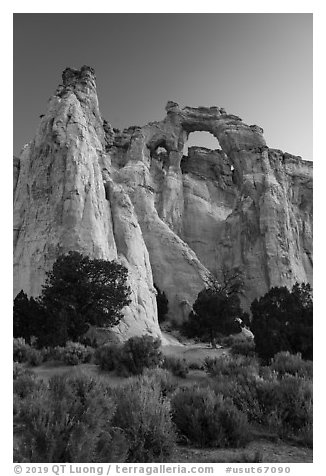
(150, 144, 170, 170)
(183, 131, 222, 156)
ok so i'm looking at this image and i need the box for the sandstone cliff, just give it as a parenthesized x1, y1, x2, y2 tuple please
(13, 66, 313, 337)
(13, 66, 159, 339)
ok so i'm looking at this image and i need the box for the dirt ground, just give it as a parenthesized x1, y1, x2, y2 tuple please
(172, 440, 313, 463)
(161, 342, 228, 364)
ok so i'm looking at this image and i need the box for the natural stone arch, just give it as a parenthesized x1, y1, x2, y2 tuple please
(150, 144, 170, 170)
(147, 137, 172, 154)
(183, 130, 222, 156)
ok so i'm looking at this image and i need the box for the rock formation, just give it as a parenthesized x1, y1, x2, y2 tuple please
(13, 66, 313, 339)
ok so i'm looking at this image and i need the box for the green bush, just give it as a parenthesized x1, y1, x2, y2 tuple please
(13, 362, 30, 380)
(258, 365, 278, 381)
(270, 352, 313, 378)
(39, 346, 60, 362)
(14, 366, 39, 417)
(230, 339, 256, 357)
(13, 370, 43, 399)
(218, 400, 252, 447)
(94, 428, 130, 463)
(116, 336, 162, 376)
(209, 368, 313, 440)
(202, 354, 313, 444)
(207, 374, 263, 424)
(162, 356, 189, 378)
(171, 386, 250, 448)
(14, 373, 128, 463)
(142, 367, 178, 397)
(220, 335, 238, 347)
(26, 348, 44, 367)
(111, 374, 177, 462)
(39, 342, 94, 365)
(59, 341, 94, 365)
(13, 338, 31, 363)
(266, 375, 312, 437)
(236, 373, 313, 441)
(297, 423, 313, 449)
(204, 354, 259, 379)
(14, 338, 45, 367)
(94, 336, 162, 376)
(94, 344, 122, 371)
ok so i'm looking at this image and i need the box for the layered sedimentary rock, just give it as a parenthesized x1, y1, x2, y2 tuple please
(13, 66, 313, 337)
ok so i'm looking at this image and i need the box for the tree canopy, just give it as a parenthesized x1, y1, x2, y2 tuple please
(14, 252, 131, 346)
(182, 267, 246, 341)
(182, 287, 244, 341)
(13, 291, 41, 344)
(250, 282, 313, 362)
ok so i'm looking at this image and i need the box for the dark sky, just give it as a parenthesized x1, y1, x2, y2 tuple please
(13, 13, 312, 160)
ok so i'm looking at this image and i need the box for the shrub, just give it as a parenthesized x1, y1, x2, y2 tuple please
(79, 335, 99, 348)
(94, 344, 122, 371)
(230, 339, 256, 357)
(162, 356, 189, 378)
(244, 373, 313, 440)
(204, 359, 313, 443)
(258, 365, 278, 381)
(297, 423, 313, 449)
(204, 354, 259, 379)
(26, 348, 44, 367)
(13, 362, 31, 380)
(111, 374, 177, 462)
(207, 374, 263, 424)
(13, 367, 41, 416)
(95, 337, 162, 376)
(116, 336, 162, 376)
(13, 338, 31, 363)
(94, 428, 130, 463)
(270, 352, 313, 379)
(14, 373, 128, 463)
(218, 401, 252, 447)
(220, 335, 238, 347)
(60, 341, 94, 365)
(142, 368, 178, 397)
(13, 370, 43, 399)
(39, 343, 94, 365)
(171, 386, 250, 448)
(269, 375, 312, 436)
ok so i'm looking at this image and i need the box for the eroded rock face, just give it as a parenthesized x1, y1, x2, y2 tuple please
(13, 66, 313, 337)
(13, 66, 159, 340)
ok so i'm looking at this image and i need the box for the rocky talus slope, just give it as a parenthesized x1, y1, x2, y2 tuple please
(13, 66, 313, 339)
